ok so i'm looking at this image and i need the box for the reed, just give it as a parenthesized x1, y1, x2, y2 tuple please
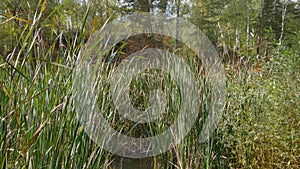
(1, 2, 299, 168)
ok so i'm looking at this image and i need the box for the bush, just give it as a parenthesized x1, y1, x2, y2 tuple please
(219, 45, 300, 168)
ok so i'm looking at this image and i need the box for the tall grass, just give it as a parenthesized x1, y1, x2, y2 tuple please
(219, 46, 300, 168)
(1, 2, 299, 168)
(0, 1, 112, 168)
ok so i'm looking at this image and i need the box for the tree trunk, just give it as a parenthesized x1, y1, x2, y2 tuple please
(279, 1, 287, 45)
(257, 0, 265, 56)
(246, 2, 250, 57)
(176, 0, 181, 48)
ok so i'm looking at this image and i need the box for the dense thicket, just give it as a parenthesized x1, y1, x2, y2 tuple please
(0, 0, 299, 168)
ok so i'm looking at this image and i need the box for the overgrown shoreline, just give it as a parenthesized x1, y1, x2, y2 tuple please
(1, 0, 299, 168)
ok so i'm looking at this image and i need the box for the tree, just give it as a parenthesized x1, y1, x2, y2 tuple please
(189, 0, 228, 45)
(281, 0, 300, 48)
(219, 0, 260, 58)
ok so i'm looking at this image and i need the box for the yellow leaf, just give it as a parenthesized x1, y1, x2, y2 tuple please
(41, 0, 47, 12)
(0, 82, 11, 99)
(12, 16, 31, 24)
(79, 125, 84, 133)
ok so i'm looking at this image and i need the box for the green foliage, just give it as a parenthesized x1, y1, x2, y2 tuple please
(219, 45, 300, 168)
(0, 0, 299, 168)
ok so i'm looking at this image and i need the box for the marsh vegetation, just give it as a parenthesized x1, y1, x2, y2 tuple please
(0, 0, 299, 168)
